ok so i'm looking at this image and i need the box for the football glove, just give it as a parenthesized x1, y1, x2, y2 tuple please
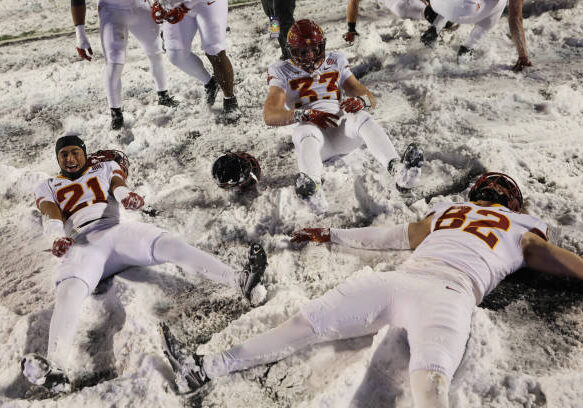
(343, 30, 359, 44)
(290, 228, 331, 243)
(52, 237, 74, 257)
(151, 1, 166, 24)
(295, 109, 339, 129)
(340, 96, 366, 113)
(165, 3, 189, 24)
(75, 24, 93, 61)
(122, 192, 144, 211)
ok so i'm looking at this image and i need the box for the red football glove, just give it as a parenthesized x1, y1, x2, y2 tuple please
(340, 97, 366, 113)
(151, 1, 166, 24)
(512, 56, 532, 72)
(290, 228, 331, 243)
(343, 31, 359, 44)
(76, 47, 93, 61)
(121, 192, 145, 211)
(52, 237, 74, 258)
(165, 3, 190, 24)
(301, 109, 339, 129)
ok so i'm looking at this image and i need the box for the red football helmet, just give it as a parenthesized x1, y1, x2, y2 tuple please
(469, 172, 524, 212)
(212, 152, 261, 191)
(287, 19, 326, 72)
(87, 149, 130, 177)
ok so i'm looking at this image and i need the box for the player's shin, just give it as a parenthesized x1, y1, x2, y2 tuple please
(105, 63, 124, 108)
(147, 53, 168, 92)
(357, 117, 399, 169)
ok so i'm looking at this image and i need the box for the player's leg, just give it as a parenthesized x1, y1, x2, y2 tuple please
(410, 370, 450, 408)
(379, 0, 426, 20)
(291, 123, 326, 198)
(128, 8, 177, 106)
(274, 0, 295, 59)
(462, 0, 505, 50)
(99, 6, 130, 129)
(197, 0, 239, 117)
(163, 16, 213, 85)
(201, 272, 396, 378)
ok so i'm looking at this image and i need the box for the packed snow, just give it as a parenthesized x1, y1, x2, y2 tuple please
(0, 0, 582, 407)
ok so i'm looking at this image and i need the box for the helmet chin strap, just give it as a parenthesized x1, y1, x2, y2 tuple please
(60, 164, 87, 180)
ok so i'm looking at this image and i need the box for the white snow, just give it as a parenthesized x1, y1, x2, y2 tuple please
(1, 0, 582, 406)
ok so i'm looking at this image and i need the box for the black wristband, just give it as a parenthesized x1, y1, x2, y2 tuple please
(348, 22, 356, 32)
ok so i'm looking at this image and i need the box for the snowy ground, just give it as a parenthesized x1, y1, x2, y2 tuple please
(1, 0, 582, 407)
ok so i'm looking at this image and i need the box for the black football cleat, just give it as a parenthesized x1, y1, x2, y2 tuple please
(204, 76, 219, 106)
(221, 96, 241, 124)
(159, 323, 209, 393)
(295, 172, 318, 200)
(110, 108, 124, 130)
(421, 26, 438, 47)
(389, 143, 424, 192)
(21, 353, 71, 394)
(239, 243, 267, 302)
(158, 90, 179, 107)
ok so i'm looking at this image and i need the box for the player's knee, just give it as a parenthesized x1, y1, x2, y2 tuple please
(292, 128, 324, 147)
(353, 110, 373, 131)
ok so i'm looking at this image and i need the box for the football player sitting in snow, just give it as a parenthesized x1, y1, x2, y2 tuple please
(159, 172, 583, 407)
(263, 19, 424, 206)
(71, 0, 178, 130)
(421, 0, 533, 71)
(21, 135, 267, 394)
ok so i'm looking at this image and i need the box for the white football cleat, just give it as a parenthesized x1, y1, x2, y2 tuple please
(21, 353, 71, 394)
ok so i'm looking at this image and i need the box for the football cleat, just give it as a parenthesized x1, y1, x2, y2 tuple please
(21, 353, 71, 394)
(158, 90, 179, 107)
(110, 108, 124, 130)
(239, 243, 268, 302)
(221, 96, 241, 123)
(295, 172, 319, 200)
(159, 323, 209, 393)
(204, 76, 219, 106)
(389, 143, 424, 192)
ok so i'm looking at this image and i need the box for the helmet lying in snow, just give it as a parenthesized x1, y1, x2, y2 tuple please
(212, 152, 261, 191)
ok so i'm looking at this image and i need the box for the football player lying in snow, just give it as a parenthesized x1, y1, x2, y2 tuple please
(263, 19, 424, 203)
(71, 0, 178, 130)
(159, 172, 583, 407)
(421, 0, 533, 71)
(21, 135, 267, 394)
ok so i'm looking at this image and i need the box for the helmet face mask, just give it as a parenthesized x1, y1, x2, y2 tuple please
(469, 172, 524, 212)
(287, 19, 326, 73)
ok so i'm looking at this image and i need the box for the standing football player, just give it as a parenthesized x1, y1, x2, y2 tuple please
(20, 135, 267, 393)
(71, 0, 178, 130)
(261, 0, 296, 60)
(159, 172, 583, 407)
(264, 19, 424, 205)
(421, 0, 532, 71)
(151, 0, 240, 122)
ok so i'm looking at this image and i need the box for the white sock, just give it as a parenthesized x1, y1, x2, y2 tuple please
(47, 278, 90, 370)
(358, 118, 399, 169)
(166, 49, 212, 84)
(105, 62, 124, 108)
(152, 234, 238, 288)
(147, 53, 168, 92)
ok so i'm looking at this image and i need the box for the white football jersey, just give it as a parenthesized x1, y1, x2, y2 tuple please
(267, 52, 354, 114)
(411, 201, 548, 301)
(34, 161, 126, 235)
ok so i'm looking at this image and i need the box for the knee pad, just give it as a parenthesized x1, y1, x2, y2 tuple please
(292, 126, 325, 147)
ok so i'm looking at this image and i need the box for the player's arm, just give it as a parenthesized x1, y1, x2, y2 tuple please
(263, 86, 295, 126)
(340, 75, 377, 111)
(37, 200, 74, 257)
(263, 85, 339, 129)
(508, 0, 531, 72)
(71, 0, 93, 61)
(521, 232, 583, 280)
(343, 0, 360, 43)
(291, 215, 433, 250)
(110, 175, 144, 211)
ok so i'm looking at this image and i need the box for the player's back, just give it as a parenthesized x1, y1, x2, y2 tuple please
(411, 201, 548, 301)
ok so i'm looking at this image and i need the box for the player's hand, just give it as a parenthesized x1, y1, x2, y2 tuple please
(52, 237, 74, 257)
(343, 30, 359, 44)
(421, 26, 438, 47)
(302, 109, 339, 129)
(165, 3, 189, 24)
(151, 1, 166, 24)
(512, 56, 532, 72)
(75, 24, 93, 61)
(290, 228, 331, 243)
(340, 97, 366, 113)
(121, 192, 145, 211)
